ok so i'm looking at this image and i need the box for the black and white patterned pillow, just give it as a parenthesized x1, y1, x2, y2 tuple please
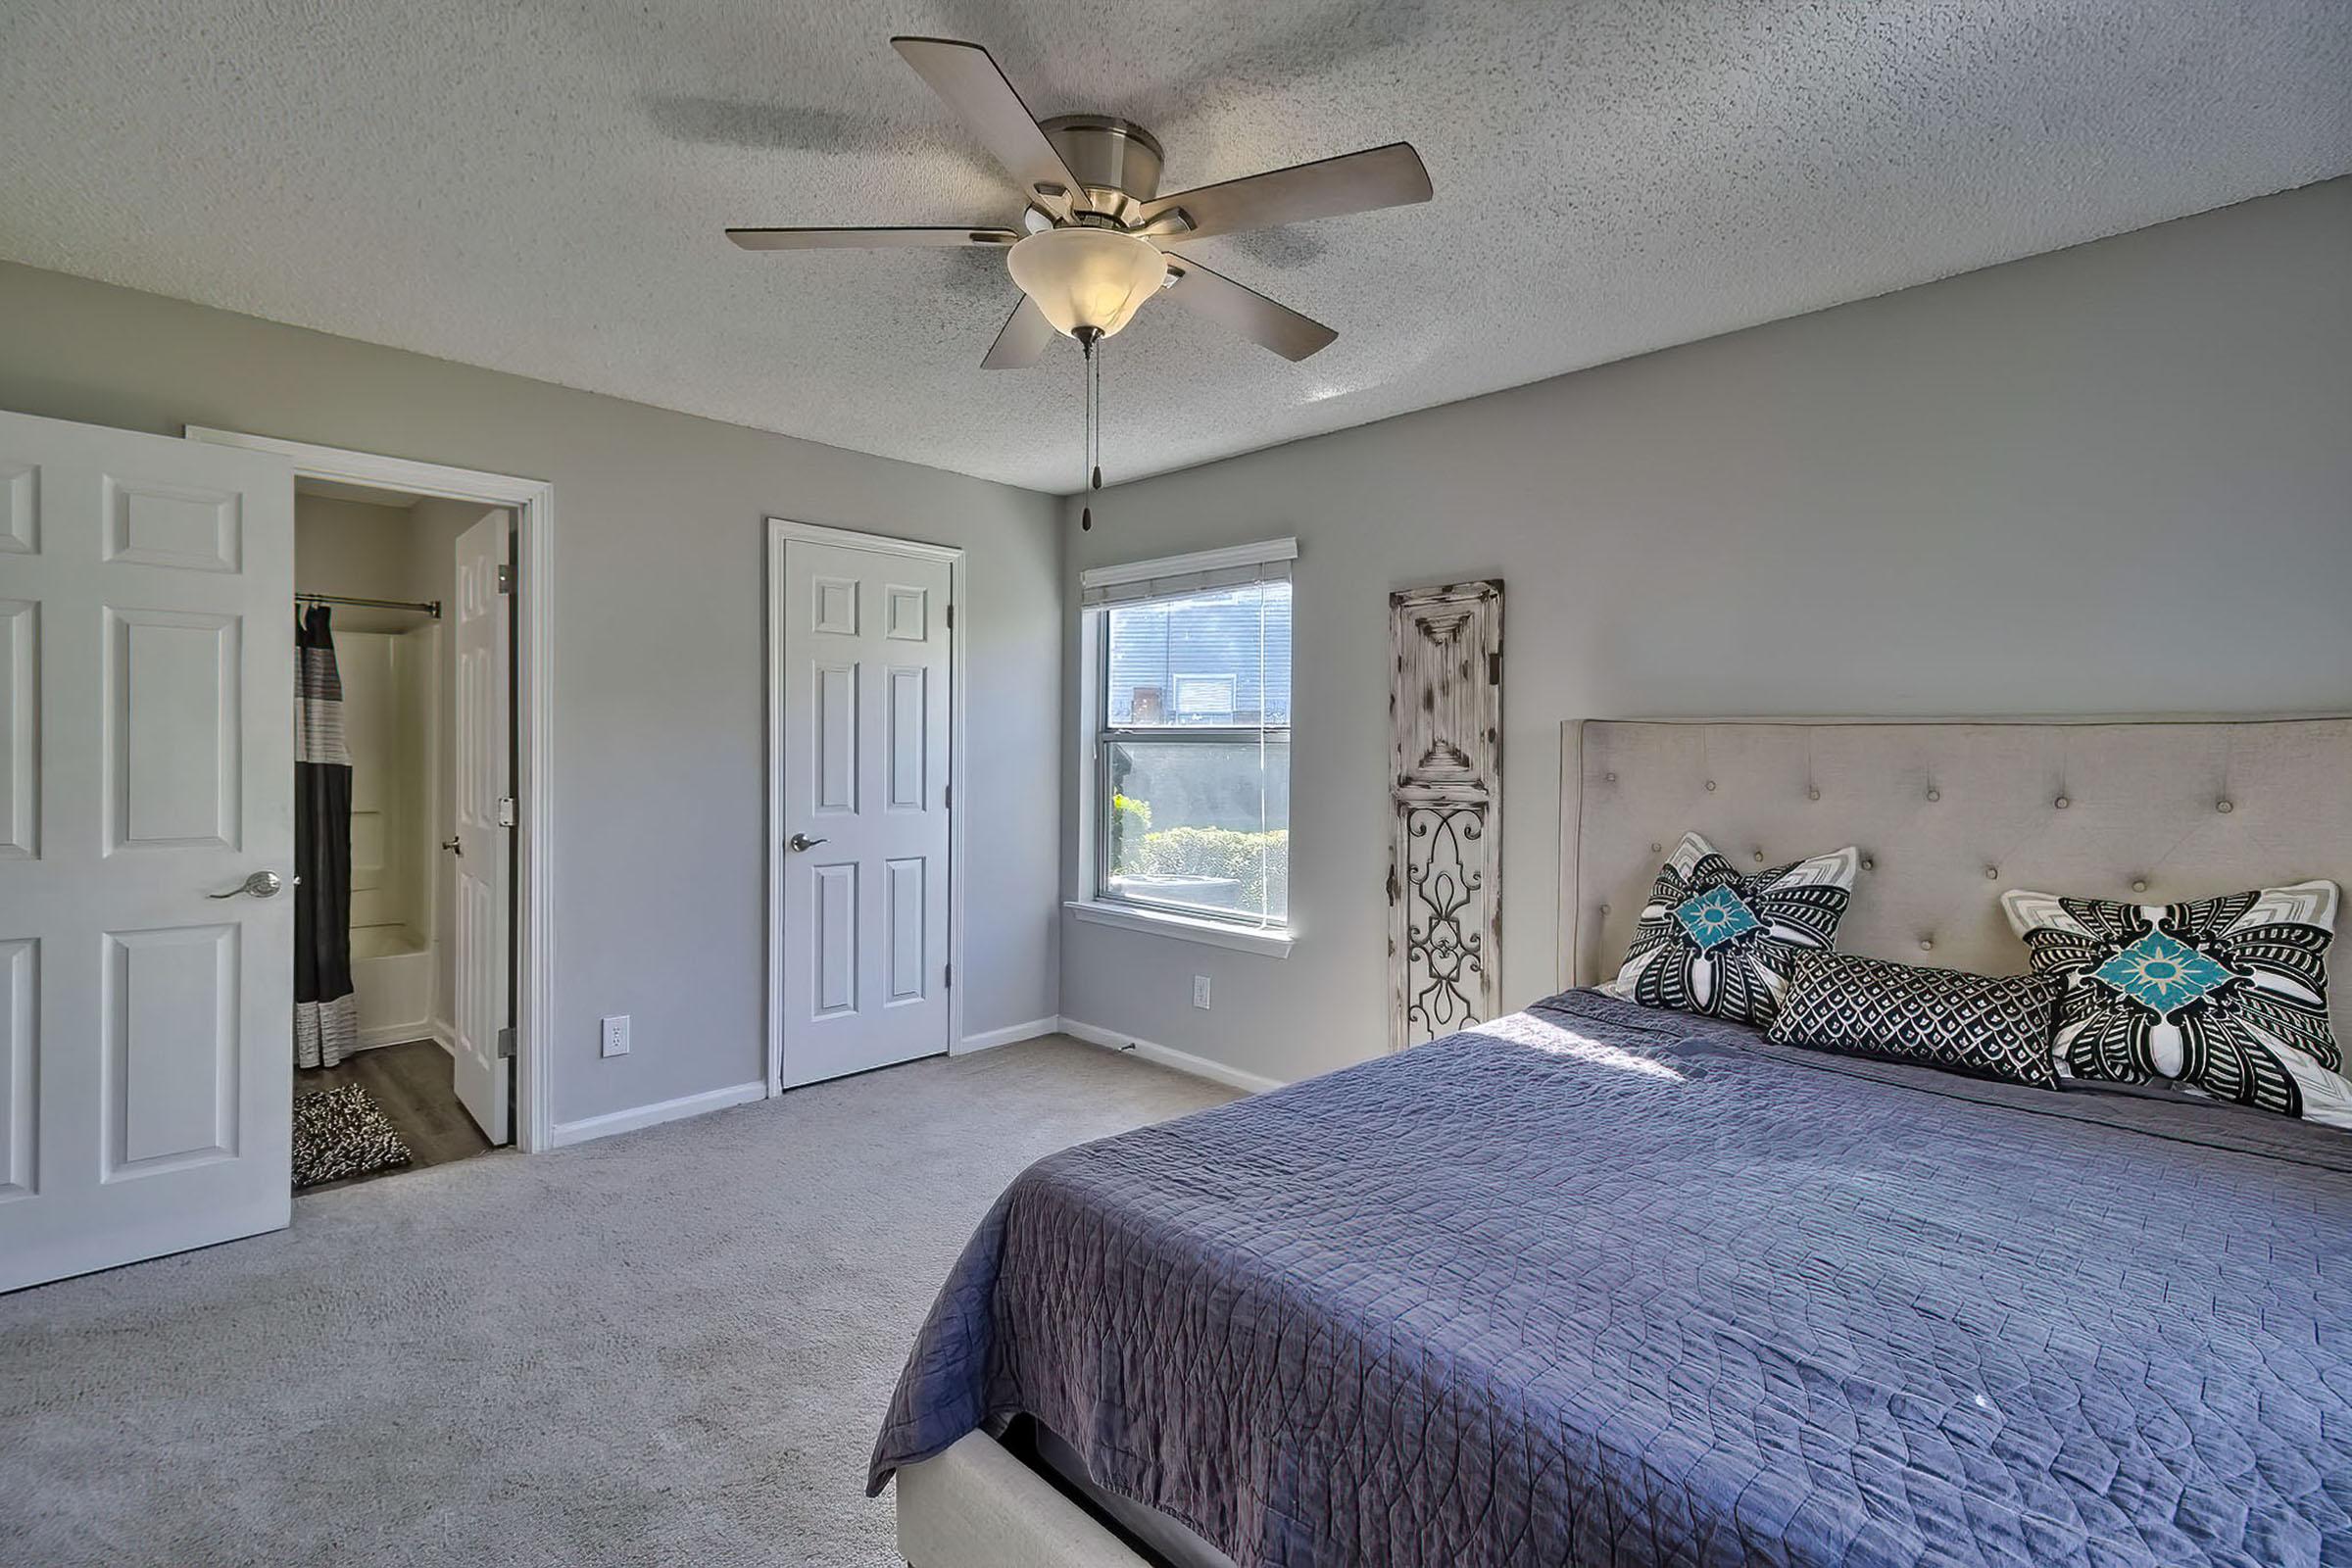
(1602, 831, 1858, 1027)
(1767, 951, 2061, 1088)
(2001, 881, 2349, 1128)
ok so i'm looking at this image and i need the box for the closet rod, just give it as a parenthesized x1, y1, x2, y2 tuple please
(296, 592, 442, 619)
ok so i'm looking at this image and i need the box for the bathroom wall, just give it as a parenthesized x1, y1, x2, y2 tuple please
(328, 628, 431, 938)
(292, 494, 415, 601)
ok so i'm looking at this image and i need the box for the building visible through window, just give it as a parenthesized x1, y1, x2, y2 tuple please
(1093, 573, 1291, 930)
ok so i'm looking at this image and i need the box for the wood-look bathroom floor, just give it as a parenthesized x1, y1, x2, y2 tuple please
(297, 1038, 496, 1190)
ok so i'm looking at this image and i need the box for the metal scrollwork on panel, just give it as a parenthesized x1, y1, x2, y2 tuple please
(1389, 579, 1503, 1051)
(1401, 804, 1488, 1040)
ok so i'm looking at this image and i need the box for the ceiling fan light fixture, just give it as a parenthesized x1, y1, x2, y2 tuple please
(1005, 225, 1166, 340)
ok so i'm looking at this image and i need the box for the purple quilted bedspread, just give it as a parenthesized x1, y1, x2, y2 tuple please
(870, 991, 2352, 1567)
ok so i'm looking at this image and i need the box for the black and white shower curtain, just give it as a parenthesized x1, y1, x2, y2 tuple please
(295, 606, 358, 1069)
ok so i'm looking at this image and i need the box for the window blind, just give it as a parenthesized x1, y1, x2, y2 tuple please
(1079, 537, 1296, 608)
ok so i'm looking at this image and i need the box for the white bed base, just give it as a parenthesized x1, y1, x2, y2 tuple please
(899, 713, 2352, 1567)
(897, 1433, 1151, 1568)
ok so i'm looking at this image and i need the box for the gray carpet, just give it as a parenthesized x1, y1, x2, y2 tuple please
(0, 1037, 1236, 1568)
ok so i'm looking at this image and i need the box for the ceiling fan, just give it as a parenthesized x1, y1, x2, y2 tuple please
(726, 36, 1434, 368)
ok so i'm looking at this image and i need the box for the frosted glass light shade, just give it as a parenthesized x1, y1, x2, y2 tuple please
(1005, 226, 1167, 340)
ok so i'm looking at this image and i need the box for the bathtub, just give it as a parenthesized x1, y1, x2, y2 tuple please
(349, 923, 437, 1050)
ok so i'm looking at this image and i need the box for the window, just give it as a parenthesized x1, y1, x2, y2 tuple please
(1081, 541, 1293, 938)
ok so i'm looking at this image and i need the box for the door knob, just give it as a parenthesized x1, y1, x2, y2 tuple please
(442, 836, 464, 857)
(788, 833, 828, 852)
(209, 869, 286, 900)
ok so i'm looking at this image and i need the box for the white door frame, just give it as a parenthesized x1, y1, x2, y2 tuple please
(765, 518, 965, 1095)
(186, 426, 557, 1152)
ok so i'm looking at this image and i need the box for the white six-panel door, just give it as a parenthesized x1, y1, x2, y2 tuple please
(0, 409, 295, 1294)
(449, 512, 513, 1142)
(775, 533, 953, 1088)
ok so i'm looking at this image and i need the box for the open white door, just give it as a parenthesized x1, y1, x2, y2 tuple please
(449, 512, 512, 1142)
(774, 532, 953, 1088)
(0, 409, 295, 1293)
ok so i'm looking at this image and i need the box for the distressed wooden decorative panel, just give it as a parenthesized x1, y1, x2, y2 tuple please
(1388, 579, 1503, 1050)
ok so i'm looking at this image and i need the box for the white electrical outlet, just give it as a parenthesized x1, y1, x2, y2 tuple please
(1193, 975, 1211, 1009)
(600, 1014, 631, 1057)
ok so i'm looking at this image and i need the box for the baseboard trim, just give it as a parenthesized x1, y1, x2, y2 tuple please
(547, 1080, 768, 1149)
(954, 1015, 1061, 1055)
(351, 1022, 440, 1054)
(429, 1017, 458, 1056)
(1055, 1017, 1286, 1096)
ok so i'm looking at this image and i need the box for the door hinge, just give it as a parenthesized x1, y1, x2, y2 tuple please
(943, 784, 952, 808)
(945, 603, 954, 629)
(944, 963, 954, 988)
(496, 1026, 516, 1059)
(498, 563, 514, 594)
(496, 796, 517, 827)
(1488, 650, 1503, 686)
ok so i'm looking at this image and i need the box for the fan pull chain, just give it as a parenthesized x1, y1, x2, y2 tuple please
(1079, 328, 1102, 531)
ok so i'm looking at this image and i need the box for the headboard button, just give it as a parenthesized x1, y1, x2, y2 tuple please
(1925, 788, 1940, 803)
(1650, 841, 1663, 854)
(1704, 780, 1717, 792)
(1598, 904, 1610, 916)
(2053, 796, 2070, 809)
(1807, 787, 1820, 802)
(1919, 939, 1935, 953)
(1604, 772, 1617, 783)
(1860, 857, 1875, 871)
(2216, 799, 2233, 814)
(2131, 880, 2148, 894)
(1753, 851, 1765, 863)
(1984, 866, 1999, 880)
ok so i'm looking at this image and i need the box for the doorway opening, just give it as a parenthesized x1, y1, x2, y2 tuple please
(192, 428, 558, 1156)
(288, 477, 514, 1189)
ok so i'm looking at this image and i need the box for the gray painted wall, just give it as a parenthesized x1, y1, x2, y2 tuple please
(1060, 178, 2352, 1086)
(293, 493, 418, 601)
(0, 262, 1063, 1127)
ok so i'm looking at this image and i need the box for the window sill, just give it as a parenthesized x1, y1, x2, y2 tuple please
(1064, 900, 1295, 957)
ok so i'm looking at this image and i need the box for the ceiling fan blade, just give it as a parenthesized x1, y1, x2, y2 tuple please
(1158, 257, 1337, 361)
(982, 296, 1054, 369)
(890, 37, 1083, 210)
(727, 225, 1017, 250)
(1140, 142, 1431, 240)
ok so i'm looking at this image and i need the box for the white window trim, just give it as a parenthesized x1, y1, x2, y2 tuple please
(1076, 535, 1297, 592)
(1063, 898, 1295, 956)
(1071, 542, 1297, 956)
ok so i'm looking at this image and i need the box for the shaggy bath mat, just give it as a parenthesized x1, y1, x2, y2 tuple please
(292, 1083, 414, 1189)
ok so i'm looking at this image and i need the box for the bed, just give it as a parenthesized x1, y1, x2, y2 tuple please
(873, 717, 2352, 1568)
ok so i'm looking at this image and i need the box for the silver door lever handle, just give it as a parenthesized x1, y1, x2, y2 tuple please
(788, 833, 827, 852)
(210, 869, 286, 900)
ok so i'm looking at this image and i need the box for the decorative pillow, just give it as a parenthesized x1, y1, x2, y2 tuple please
(1602, 831, 1858, 1027)
(1767, 951, 2060, 1088)
(2001, 881, 2350, 1127)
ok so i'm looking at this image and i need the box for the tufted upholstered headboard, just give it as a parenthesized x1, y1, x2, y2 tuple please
(1559, 717, 2352, 1027)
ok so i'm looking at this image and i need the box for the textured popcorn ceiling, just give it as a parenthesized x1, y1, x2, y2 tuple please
(2, 2, 2347, 493)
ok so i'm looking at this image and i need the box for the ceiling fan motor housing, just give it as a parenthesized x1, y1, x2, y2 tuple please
(726, 38, 1431, 366)
(1038, 116, 1163, 221)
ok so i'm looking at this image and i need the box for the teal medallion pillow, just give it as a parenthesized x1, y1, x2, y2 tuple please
(2001, 880, 2349, 1127)
(1603, 831, 1859, 1027)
